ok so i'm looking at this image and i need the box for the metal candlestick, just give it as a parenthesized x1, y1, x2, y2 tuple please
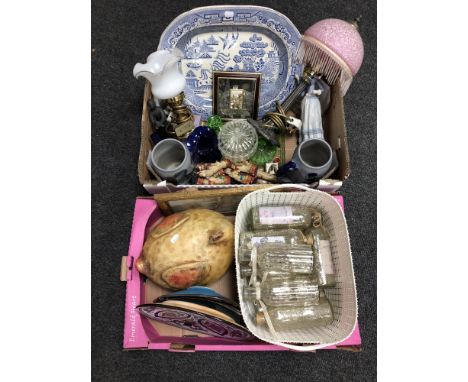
(262, 67, 315, 134)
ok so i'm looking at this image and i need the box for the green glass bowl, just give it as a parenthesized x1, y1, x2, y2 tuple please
(249, 137, 277, 166)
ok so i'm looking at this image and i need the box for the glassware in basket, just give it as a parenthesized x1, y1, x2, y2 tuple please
(239, 243, 314, 278)
(243, 275, 320, 307)
(235, 184, 357, 351)
(255, 293, 334, 330)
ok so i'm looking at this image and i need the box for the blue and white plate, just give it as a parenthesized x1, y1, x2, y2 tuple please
(158, 5, 302, 119)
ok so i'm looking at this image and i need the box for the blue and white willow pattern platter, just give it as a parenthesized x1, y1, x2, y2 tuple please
(158, 5, 302, 119)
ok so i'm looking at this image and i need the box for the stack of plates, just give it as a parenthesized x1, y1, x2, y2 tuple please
(137, 286, 255, 341)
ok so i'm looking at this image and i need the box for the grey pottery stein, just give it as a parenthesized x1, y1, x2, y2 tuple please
(292, 139, 333, 181)
(146, 138, 193, 181)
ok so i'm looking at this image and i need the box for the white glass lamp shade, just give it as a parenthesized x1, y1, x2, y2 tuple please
(133, 49, 186, 100)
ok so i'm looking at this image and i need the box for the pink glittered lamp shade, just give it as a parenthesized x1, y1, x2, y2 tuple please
(304, 18, 364, 76)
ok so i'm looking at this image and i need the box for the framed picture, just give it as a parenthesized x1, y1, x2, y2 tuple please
(212, 71, 261, 120)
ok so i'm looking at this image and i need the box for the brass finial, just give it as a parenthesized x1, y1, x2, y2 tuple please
(349, 16, 362, 31)
(303, 66, 316, 83)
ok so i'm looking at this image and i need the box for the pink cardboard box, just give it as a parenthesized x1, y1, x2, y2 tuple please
(122, 196, 361, 352)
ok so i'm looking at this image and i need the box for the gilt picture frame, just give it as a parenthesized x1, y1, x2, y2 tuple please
(212, 71, 261, 120)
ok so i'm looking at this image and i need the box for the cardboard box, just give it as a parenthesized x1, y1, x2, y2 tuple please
(137, 82, 350, 195)
(122, 195, 361, 352)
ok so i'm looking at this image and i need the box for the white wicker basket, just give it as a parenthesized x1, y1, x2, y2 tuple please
(235, 184, 357, 351)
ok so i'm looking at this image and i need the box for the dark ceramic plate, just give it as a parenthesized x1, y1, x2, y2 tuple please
(157, 296, 243, 325)
(154, 286, 242, 324)
(155, 286, 239, 308)
(137, 303, 255, 341)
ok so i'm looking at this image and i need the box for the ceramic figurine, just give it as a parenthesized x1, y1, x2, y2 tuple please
(309, 77, 331, 114)
(300, 89, 324, 142)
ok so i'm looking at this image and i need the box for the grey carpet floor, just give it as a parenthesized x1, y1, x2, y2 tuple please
(92, 0, 376, 380)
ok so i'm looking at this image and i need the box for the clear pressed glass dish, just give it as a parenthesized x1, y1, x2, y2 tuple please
(218, 120, 258, 163)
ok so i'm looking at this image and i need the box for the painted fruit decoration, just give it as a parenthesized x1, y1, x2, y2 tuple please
(136, 209, 234, 289)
